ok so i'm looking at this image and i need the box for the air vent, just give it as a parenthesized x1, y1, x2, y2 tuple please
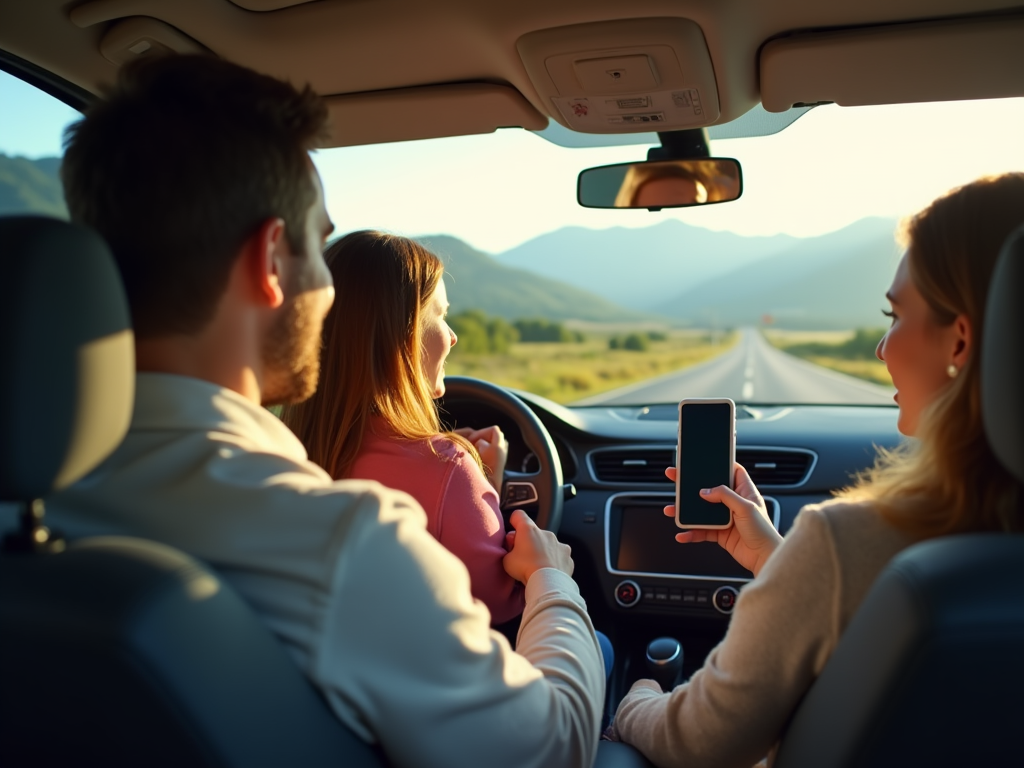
(737, 448, 815, 487)
(590, 448, 674, 483)
(589, 446, 816, 487)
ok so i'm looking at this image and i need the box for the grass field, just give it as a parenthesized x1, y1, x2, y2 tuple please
(446, 330, 738, 404)
(764, 328, 894, 387)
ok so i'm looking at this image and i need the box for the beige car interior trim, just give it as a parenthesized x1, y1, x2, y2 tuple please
(518, 18, 722, 134)
(322, 83, 547, 148)
(226, 0, 313, 11)
(761, 14, 1024, 112)
(3, 0, 1024, 145)
(98, 18, 209, 65)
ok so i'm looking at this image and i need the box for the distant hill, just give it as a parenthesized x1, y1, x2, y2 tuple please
(496, 220, 799, 312)
(0, 154, 67, 218)
(655, 217, 902, 329)
(416, 235, 651, 323)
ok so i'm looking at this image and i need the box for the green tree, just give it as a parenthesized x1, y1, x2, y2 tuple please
(623, 333, 650, 352)
(841, 327, 886, 359)
(487, 317, 519, 353)
(514, 318, 574, 343)
(448, 310, 490, 354)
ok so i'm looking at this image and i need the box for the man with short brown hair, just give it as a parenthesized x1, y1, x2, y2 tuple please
(48, 54, 604, 768)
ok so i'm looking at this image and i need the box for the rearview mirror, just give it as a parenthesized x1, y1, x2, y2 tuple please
(577, 158, 742, 210)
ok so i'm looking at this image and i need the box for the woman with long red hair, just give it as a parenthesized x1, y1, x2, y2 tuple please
(281, 231, 524, 624)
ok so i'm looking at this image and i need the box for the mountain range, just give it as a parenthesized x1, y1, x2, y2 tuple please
(654, 217, 901, 329)
(415, 235, 648, 322)
(0, 154, 67, 218)
(497, 220, 800, 311)
(2, 153, 904, 329)
(496, 217, 901, 329)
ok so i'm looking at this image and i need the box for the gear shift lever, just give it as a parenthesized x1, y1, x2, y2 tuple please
(645, 637, 684, 692)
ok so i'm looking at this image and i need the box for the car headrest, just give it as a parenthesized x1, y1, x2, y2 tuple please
(982, 224, 1024, 484)
(0, 217, 134, 502)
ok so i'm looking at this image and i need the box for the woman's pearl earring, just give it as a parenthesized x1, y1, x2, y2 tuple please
(947, 364, 959, 378)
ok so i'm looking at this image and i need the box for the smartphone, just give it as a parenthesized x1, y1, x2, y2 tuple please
(675, 398, 736, 529)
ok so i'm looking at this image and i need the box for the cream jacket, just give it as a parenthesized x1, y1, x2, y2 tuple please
(46, 373, 604, 768)
(613, 499, 916, 768)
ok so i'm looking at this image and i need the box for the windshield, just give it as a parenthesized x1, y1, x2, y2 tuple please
(4, 65, 1022, 408)
(312, 97, 1024, 408)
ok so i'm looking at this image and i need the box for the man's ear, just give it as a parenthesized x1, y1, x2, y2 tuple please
(240, 217, 287, 309)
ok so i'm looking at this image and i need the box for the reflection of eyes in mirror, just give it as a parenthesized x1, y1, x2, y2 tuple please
(577, 158, 742, 210)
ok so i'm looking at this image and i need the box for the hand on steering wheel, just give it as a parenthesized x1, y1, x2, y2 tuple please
(439, 377, 564, 532)
(453, 425, 508, 491)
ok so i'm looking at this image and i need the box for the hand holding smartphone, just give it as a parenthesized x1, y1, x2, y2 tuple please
(675, 398, 736, 529)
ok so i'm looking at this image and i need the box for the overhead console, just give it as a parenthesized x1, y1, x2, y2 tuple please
(517, 18, 721, 134)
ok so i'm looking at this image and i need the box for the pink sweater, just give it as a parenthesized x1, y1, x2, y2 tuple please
(349, 423, 525, 625)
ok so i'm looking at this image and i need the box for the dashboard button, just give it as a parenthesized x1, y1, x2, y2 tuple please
(713, 586, 739, 614)
(614, 580, 641, 608)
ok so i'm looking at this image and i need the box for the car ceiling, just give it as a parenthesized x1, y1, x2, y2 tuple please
(2, 0, 1024, 147)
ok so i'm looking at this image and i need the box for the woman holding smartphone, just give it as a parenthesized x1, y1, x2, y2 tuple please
(608, 173, 1024, 767)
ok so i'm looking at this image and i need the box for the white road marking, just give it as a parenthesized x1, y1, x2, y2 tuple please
(742, 380, 754, 400)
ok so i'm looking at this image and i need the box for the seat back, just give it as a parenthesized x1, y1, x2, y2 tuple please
(0, 217, 386, 767)
(775, 224, 1024, 768)
(773, 534, 1024, 768)
(0, 537, 386, 768)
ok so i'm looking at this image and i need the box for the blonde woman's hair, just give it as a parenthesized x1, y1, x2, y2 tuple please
(839, 173, 1024, 537)
(281, 231, 478, 479)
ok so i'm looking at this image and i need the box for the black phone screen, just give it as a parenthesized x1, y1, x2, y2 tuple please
(676, 401, 733, 527)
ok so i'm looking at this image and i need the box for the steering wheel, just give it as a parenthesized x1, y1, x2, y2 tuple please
(438, 376, 564, 532)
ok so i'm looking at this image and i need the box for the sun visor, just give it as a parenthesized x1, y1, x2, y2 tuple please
(761, 15, 1024, 112)
(320, 83, 546, 147)
(517, 18, 721, 134)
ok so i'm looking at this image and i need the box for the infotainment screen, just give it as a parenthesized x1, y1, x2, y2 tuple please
(614, 503, 754, 579)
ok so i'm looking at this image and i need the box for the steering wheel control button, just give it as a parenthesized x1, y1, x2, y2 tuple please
(713, 586, 739, 614)
(614, 580, 641, 608)
(502, 482, 538, 507)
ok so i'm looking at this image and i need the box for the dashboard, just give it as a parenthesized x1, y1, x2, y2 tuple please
(441, 389, 902, 685)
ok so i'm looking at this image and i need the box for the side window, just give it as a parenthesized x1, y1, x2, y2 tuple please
(0, 68, 81, 219)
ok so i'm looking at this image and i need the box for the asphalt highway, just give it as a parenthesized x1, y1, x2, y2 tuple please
(575, 327, 896, 406)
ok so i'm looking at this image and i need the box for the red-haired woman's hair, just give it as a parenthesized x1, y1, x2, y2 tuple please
(281, 231, 476, 479)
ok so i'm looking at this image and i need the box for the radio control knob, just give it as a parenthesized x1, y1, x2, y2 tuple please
(614, 580, 641, 608)
(712, 585, 739, 614)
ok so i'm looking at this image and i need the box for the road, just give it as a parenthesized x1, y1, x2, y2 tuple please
(574, 327, 896, 406)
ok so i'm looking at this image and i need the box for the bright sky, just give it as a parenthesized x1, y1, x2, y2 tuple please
(5, 68, 1024, 254)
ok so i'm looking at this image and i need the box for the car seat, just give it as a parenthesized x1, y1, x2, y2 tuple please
(0, 216, 651, 768)
(774, 225, 1024, 768)
(0, 216, 385, 767)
